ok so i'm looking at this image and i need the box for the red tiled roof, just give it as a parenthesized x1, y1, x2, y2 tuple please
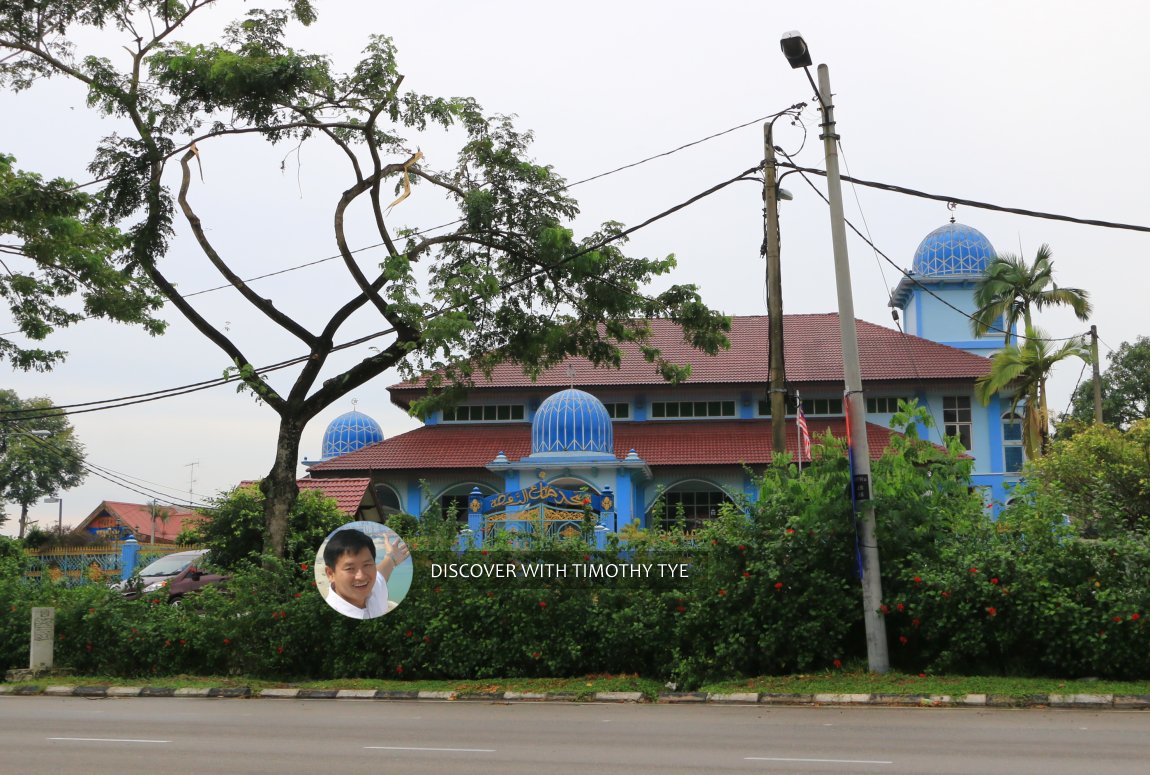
(308, 418, 894, 472)
(389, 315, 991, 400)
(237, 478, 372, 516)
(74, 501, 201, 543)
(297, 478, 371, 515)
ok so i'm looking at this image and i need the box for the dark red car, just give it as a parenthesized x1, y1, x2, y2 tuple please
(119, 549, 228, 604)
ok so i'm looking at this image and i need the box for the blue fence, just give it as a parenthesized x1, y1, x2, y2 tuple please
(23, 540, 203, 587)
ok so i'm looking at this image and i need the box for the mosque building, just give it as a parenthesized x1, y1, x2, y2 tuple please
(304, 221, 1021, 533)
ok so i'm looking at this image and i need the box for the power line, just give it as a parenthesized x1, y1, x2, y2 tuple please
(777, 160, 1089, 345)
(1, 165, 758, 422)
(1061, 360, 1089, 420)
(777, 161, 1150, 234)
(10, 424, 211, 509)
(2, 111, 788, 338)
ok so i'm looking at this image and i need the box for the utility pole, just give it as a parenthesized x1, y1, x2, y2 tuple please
(1090, 324, 1103, 424)
(814, 62, 890, 673)
(764, 122, 788, 455)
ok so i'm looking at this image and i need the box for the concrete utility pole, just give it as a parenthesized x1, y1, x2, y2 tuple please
(763, 122, 788, 455)
(1090, 325, 1104, 424)
(812, 58, 890, 673)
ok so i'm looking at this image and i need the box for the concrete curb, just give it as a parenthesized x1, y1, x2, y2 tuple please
(2, 685, 1147, 709)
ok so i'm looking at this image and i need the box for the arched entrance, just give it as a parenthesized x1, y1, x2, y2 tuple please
(647, 479, 736, 531)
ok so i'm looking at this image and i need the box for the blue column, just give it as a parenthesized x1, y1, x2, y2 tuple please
(120, 537, 140, 581)
(598, 485, 616, 532)
(467, 486, 483, 536)
(407, 480, 423, 518)
(613, 472, 636, 528)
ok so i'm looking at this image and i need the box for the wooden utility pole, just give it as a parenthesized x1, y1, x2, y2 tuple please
(1090, 324, 1103, 424)
(764, 122, 788, 455)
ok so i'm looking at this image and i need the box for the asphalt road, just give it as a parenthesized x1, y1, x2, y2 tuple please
(1, 697, 1147, 775)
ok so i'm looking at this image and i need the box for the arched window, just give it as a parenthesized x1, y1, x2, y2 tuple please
(428, 483, 497, 524)
(1002, 412, 1024, 473)
(647, 481, 735, 531)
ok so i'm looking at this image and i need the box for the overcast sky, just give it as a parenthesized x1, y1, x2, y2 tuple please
(3, 0, 1148, 532)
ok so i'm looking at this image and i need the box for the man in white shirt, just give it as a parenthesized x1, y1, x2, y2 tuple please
(322, 528, 408, 619)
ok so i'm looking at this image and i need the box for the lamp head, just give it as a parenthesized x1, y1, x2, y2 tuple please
(780, 31, 812, 69)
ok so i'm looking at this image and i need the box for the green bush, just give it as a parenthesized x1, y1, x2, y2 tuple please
(4, 432, 1149, 684)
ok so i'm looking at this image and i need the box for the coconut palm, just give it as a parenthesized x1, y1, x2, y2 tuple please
(970, 245, 1092, 344)
(976, 326, 1090, 457)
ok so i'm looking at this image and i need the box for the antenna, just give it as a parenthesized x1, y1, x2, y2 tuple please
(184, 460, 199, 500)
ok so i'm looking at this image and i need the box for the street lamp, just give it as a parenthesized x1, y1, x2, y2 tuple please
(44, 495, 63, 532)
(779, 31, 813, 69)
(779, 31, 890, 674)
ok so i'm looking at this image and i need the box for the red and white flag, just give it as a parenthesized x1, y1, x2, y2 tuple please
(797, 402, 812, 460)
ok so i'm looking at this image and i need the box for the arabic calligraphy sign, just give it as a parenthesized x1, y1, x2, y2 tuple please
(479, 482, 612, 514)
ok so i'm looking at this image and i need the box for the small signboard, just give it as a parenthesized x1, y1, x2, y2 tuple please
(852, 474, 871, 502)
(30, 607, 54, 671)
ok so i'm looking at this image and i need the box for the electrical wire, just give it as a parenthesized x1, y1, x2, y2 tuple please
(777, 161, 1089, 345)
(8, 425, 210, 508)
(836, 139, 894, 300)
(2, 111, 789, 338)
(1, 164, 759, 423)
(777, 161, 1150, 234)
(1061, 360, 1089, 421)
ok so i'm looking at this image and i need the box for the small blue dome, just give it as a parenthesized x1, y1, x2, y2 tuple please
(912, 223, 996, 277)
(531, 389, 613, 455)
(321, 410, 384, 459)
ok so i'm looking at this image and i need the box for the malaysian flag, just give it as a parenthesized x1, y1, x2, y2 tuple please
(797, 402, 812, 461)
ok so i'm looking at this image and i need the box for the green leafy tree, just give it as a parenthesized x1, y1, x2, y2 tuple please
(0, 153, 166, 371)
(975, 327, 1089, 457)
(183, 483, 348, 569)
(970, 245, 1092, 344)
(0, 389, 87, 538)
(1065, 336, 1150, 429)
(0, 2, 728, 558)
(1029, 419, 1150, 537)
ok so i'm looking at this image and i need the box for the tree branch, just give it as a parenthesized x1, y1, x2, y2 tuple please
(176, 149, 318, 345)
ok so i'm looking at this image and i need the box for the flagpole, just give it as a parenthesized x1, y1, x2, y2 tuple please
(795, 389, 803, 476)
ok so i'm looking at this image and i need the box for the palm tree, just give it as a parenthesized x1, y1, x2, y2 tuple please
(976, 326, 1090, 457)
(970, 245, 1092, 344)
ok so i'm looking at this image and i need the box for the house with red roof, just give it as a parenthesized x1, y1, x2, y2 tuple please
(304, 222, 1022, 533)
(73, 501, 201, 544)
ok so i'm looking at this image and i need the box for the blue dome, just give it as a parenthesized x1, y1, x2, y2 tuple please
(531, 389, 613, 455)
(321, 410, 384, 459)
(912, 223, 996, 277)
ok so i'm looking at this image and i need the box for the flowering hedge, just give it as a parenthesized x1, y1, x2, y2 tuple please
(2, 433, 1148, 686)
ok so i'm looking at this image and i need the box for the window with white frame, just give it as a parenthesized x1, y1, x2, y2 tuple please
(442, 404, 525, 422)
(866, 396, 907, 414)
(757, 397, 843, 416)
(1002, 411, 1024, 472)
(651, 400, 735, 419)
(943, 395, 972, 450)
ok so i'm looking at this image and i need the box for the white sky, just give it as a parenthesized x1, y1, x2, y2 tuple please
(3, 0, 1148, 532)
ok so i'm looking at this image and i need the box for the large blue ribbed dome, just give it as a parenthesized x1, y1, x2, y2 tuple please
(531, 389, 613, 455)
(321, 410, 384, 459)
(912, 223, 995, 277)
